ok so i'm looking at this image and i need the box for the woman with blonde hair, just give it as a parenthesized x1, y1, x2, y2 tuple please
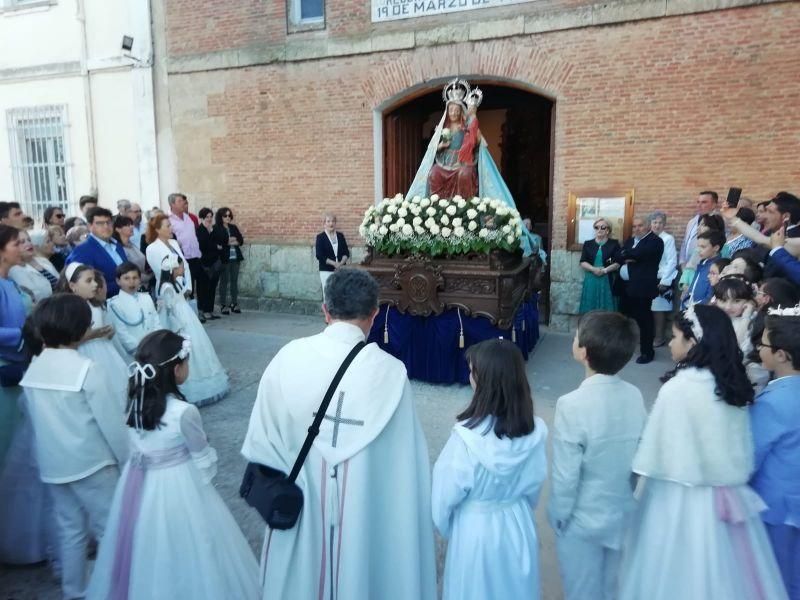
(578, 218, 621, 313)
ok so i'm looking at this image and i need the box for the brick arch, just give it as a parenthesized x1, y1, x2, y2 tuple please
(361, 39, 574, 110)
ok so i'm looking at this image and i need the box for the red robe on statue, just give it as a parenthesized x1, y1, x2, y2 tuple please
(428, 116, 479, 199)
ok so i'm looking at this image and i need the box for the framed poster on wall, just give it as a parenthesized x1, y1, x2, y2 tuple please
(566, 190, 635, 251)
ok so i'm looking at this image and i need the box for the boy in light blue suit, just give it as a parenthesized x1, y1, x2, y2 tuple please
(751, 307, 800, 599)
(548, 311, 647, 600)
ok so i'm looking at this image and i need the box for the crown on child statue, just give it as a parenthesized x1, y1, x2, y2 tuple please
(466, 87, 483, 108)
(767, 303, 800, 317)
(442, 78, 471, 107)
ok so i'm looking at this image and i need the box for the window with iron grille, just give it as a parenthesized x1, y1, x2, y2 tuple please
(6, 105, 72, 221)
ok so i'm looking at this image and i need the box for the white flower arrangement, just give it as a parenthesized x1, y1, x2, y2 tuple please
(360, 193, 522, 257)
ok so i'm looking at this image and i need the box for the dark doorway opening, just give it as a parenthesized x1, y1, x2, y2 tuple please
(382, 83, 554, 321)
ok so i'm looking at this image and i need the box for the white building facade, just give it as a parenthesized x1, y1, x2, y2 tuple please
(0, 0, 160, 220)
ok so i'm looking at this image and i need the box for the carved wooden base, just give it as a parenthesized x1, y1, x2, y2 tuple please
(361, 248, 534, 330)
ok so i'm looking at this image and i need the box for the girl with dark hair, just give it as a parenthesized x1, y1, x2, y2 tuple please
(713, 275, 756, 354)
(432, 339, 548, 600)
(62, 263, 129, 411)
(214, 207, 244, 314)
(86, 330, 258, 599)
(156, 254, 228, 406)
(620, 305, 787, 600)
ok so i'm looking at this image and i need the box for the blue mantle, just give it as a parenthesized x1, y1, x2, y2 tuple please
(368, 295, 539, 385)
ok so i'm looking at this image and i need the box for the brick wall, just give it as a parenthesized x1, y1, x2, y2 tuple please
(163, 2, 800, 324)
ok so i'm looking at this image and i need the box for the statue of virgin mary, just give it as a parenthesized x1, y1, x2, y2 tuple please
(405, 78, 533, 255)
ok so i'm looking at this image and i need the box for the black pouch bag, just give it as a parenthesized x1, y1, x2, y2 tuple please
(239, 341, 366, 530)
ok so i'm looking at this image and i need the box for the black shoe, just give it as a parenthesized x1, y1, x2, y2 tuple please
(199, 315, 207, 324)
(231, 303, 241, 314)
(221, 305, 230, 315)
(636, 355, 654, 364)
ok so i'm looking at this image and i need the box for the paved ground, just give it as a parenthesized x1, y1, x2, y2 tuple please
(0, 310, 670, 599)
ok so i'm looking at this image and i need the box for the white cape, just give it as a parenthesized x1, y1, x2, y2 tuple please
(242, 322, 436, 600)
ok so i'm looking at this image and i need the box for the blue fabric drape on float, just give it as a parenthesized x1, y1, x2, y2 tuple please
(368, 296, 539, 385)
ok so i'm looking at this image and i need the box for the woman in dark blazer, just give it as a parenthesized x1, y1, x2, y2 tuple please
(213, 207, 244, 314)
(315, 213, 349, 301)
(196, 207, 223, 321)
(578, 217, 621, 312)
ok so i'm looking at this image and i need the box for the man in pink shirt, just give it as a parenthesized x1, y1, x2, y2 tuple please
(167, 193, 213, 320)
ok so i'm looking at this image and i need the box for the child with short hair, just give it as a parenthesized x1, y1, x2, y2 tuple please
(107, 262, 160, 364)
(86, 330, 258, 599)
(20, 294, 128, 599)
(548, 311, 646, 600)
(156, 254, 228, 405)
(751, 308, 800, 598)
(432, 339, 548, 600)
(707, 258, 730, 289)
(61, 263, 129, 409)
(683, 229, 725, 307)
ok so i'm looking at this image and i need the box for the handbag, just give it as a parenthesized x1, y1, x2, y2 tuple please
(239, 341, 366, 529)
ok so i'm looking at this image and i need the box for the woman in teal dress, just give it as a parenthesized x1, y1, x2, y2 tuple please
(579, 218, 621, 313)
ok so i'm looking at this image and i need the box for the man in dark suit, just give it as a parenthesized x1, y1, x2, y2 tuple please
(615, 216, 664, 364)
(66, 206, 128, 296)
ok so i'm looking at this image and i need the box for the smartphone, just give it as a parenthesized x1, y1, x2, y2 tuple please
(726, 187, 742, 208)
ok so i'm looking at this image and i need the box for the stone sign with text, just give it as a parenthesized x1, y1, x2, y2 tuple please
(372, 0, 536, 22)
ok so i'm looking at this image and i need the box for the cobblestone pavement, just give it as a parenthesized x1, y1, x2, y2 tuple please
(1, 311, 668, 599)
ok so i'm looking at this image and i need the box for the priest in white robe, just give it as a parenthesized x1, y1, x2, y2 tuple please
(242, 268, 437, 600)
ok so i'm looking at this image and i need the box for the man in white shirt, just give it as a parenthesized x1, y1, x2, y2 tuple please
(679, 190, 718, 266)
(549, 311, 647, 600)
(242, 268, 437, 600)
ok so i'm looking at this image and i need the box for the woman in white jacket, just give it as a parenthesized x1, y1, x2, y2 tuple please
(144, 213, 191, 299)
(432, 339, 548, 600)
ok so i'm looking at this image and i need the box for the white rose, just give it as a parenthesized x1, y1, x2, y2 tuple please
(454, 226, 465, 237)
(438, 199, 449, 208)
(420, 198, 430, 207)
(502, 224, 512, 234)
(468, 221, 478, 231)
(478, 229, 489, 238)
(496, 206, 509, 216)
(379, 225, 388, 235)
(478, 203, 487, 212)
(425, 217, 435, 228)
(456, 199, 467, 209)
(466, 208, 478, 219)
(446, 205, 457, 216)
(382, 214, 392, 223)
(452, 217, 463, 227)
(386, 204, 398, 214)
(359, 225, 366, 237)
(470, 197, 481, 204)
(441, 215, 450, 226)
(398, 207, 408, 217)
(453, 195, 463, 202)
(516, 225, 523, 235)
(414, 225, 425, 235)
(402, 224, 413, 236)
(413, 216, 423, 226)
(506, 235, 516, 244)
(396, 218, 405, 227)
(430, 194, 440, 202)
(369, 223, 378, 233)
(410, 205, 420, 216)
(441, 227, 452, 238)
(429, 224, 440, 235)
(394, 193, 403, 201)
(411, 195, 421, 203)
(426, 207, 437, 217)
(389, 223, 399, 233)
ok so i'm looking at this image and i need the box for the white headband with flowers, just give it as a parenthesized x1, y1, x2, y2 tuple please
(767, 303, 800, 317)
(683, 306, 704, 341)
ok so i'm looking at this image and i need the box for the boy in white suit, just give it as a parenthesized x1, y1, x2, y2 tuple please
(107, 261, 161, 363)
(547, 311, 647, 600)
(21, 294, 128, 599)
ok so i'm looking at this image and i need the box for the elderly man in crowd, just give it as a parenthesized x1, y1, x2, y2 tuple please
(615, 215, 664, 364)
(66, 206, 127, 296)
(167, 193, 207, 303)
(0, 202, 25, 229)
(679, 190, 718, 267)
(242, 268, 436, 600)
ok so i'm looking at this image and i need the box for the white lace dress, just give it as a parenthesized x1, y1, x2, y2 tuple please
(86, 396, 259, 599)
(78, 303, 129, 411)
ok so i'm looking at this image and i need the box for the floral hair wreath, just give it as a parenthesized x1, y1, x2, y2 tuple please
(683, 305, 704, 342)
(767, 303, 800, 317)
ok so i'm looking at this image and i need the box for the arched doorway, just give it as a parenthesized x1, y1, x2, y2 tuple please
(381, 82, 554, 320)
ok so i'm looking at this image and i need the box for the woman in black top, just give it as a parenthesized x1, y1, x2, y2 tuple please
(578, 218, 621, 313)
(214, 207, 245, 314)
(315, 213, 349, 301)
(196, 207, 224, 322)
